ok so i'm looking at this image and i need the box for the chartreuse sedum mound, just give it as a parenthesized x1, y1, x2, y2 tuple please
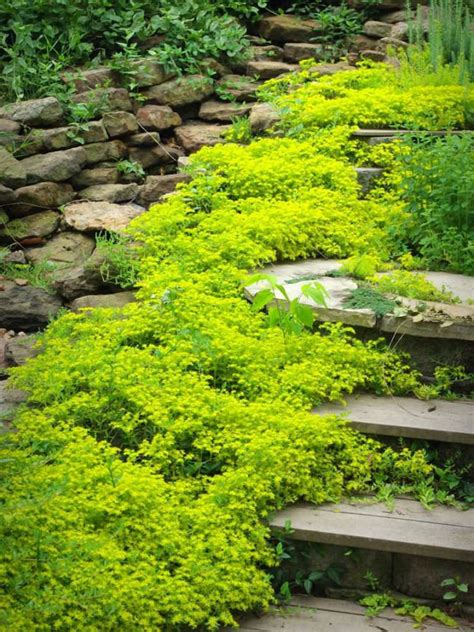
(0, 64, 462, 631)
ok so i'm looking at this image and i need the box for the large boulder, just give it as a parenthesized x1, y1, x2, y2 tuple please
(249, 103, 280, 133)
(25, 231, 95, 266)
(143, 75, 214, 108)
(102, 111, 138, 138)
(0, 148, 27, 189)
(136, 105, 182, 130)
(136, 174, 191, 206)
(0, 281, 62, 330)
(0, 97, 63, 127)
(175, 123, 228, 153)
(199, 100, 252, 123)
(79, 183, 138, 203)
(11, 182, 75, 218)
(20, 148, 87, 184)
(70, 291, 136, 312)
(259, 15, 321, 43)
(62, 201, 144, 233)
(1, 210, 60, 241)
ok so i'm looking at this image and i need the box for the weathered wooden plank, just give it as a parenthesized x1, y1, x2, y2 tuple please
(230, 597, 472, 631)
(270, 499, 474, 562)
(314, 395, 474, 445)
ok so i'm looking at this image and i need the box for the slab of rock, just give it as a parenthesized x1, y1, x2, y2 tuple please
(390, 22, 409, 41)
(199, 100, 252, 123)
(247, 60, 298, 79)
(355, 167, 384, 194)
(0, 281, 62, 330)
(128, 58, 174, 87)
(20, 148, 86, 184)
(249, 103, 280, 133)
(136, 174, 191, 205)
(136, 105, 182, 130)
(102, 111, 138, 138)
(0, 97, 63, 127)
(70, 291, 136, 312)
(82, 141, 127, 165)
(71, 88, 133, 112)
(360, 50, 386, 62)
(377, 37, 409, 52)
(175, 123, 228, 153)
(144, 75, 214, 108)
(1, 210, 60, 240)
(127, 131, 162, 147)
(38, 121, 108, 152)
(71, 167, 118, 188)
(62, 201, 144, 233)
(11, 182, 75, 217)
(310, 62, 356, 76)
(5, 334, 39, 366)
(25, 231, 95, 266)
(0, 148, 27, 189)
(0, 185, 16, 204)
(363, 21, 393, 39)
(65, 66, 116, 93)
(283, 42, 324, 63)
(79, 183, 138, 203)
(216, 75, 261, 102)
(128, 145, 183, 168)
(259, 15, 321, 43)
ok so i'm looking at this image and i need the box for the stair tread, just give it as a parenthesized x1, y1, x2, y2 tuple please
(270, 498, 474, 562)
(231, 596, 472, 631)
(314, 395, 474, 444)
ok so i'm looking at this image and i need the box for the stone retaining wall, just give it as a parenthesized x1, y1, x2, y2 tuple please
(0, 2, 422, 353)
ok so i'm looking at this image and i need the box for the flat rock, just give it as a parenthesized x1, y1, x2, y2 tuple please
(216, 75, 261, 102)
(70, 291, 136, 312)
(82, 141, 127, 165)
(259, 15, 322, 43)
(65, 67, 116, 93)
(136, 174, 191, 205)
(0, 97, 63, 127)
(0, 119, 21, 146)
(310, 61, 356, 76)
(143, 74, 214, 108)
(175, 123, 228, 153)
(391, 21, 409, 40)
(53, 250, 107, 300)
(249, 103, 280, 133)
(25, 231, 95, 266)
(102, 111, 138, 137)
(79, 183, 138, 203)
(363, 20, 393, 38)
(198, 100, 252, 122)
(136, 105, 182, 130)
(246, 60, 298, 79)
(1, 210, 59, 240)
(128, 58, 174, 87)
(126, 132, 162, 147)
(251, 45, 284, 62)
(71, 88, 133, 112)
(71, 167, 119, 188)
(283, 42, 324, 63)
(12, 182, 75, 217)
(20, 148, 86, 184)
(355, 167, 384, 194)
(0, 148, 27, 189)
(0, 281, 62, 330)
(0, 185, 16, 204)
(62, 201, 144, 233)
(128, 145, 183, 168)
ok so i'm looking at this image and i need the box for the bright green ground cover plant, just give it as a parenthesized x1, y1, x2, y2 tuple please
(0, 143, 449, 629)
(2, 59, 472, 629)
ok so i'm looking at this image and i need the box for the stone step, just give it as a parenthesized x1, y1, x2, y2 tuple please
(314, 395, 474, 445)
(230, 596, 473, 631)
(270, 498, 474, 563)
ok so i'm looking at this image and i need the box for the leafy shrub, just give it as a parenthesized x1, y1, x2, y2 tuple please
(0, 0, 268, 102)
(390, 134, 474, 274)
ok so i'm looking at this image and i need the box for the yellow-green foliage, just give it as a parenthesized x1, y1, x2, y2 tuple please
(370, 270, 460, 304)
(1, 139, 435, 629)
(260, 63, 473, 134)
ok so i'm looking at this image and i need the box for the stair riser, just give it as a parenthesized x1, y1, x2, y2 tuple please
(276, 541, 474, 604)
